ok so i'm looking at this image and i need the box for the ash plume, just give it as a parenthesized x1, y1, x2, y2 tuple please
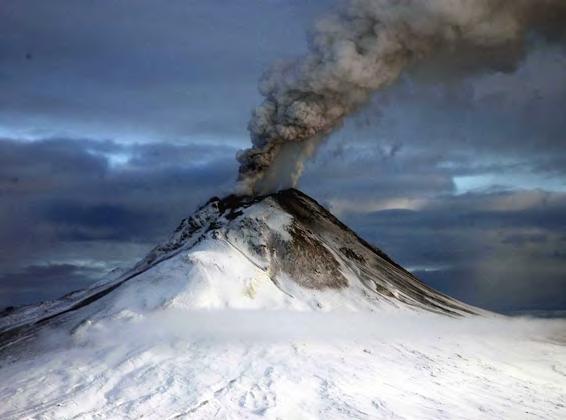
(236, 0, 566, 196)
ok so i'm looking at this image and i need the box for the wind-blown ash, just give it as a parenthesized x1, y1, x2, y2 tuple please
(237, 0, 566, 195)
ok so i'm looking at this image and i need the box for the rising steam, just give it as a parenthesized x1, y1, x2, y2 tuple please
(236, 0, 566, 196)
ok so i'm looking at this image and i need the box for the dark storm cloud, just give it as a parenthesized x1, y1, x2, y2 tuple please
(356, 193, 566, 232)
(43, 203, 153, 242)
(0, 264, 100, 309)
(415, 266, 566, 313)
(0, 0, 331, 142)
(0, 138, 108, 192)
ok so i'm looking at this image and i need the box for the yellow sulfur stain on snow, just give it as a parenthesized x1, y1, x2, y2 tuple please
(244, 277, 259, 299)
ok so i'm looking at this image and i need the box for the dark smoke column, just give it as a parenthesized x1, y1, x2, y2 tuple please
(236, 0, 566, 196)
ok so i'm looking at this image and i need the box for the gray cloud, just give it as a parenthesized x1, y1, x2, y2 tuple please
(0, 0, 331, 143)
(0, 264, 100, 309)
(415, 266, 566, 313)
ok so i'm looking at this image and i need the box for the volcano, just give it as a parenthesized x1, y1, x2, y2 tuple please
(0, 189, 476, 341)
(0, 189, 564, 419)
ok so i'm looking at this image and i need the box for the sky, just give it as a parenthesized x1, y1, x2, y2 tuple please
(1, 0, 565, 314)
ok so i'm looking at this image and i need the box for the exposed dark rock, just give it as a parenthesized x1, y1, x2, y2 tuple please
(269, 221, 348, 290)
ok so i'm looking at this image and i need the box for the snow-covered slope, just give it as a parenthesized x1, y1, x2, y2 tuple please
(0, 189, 565, 419)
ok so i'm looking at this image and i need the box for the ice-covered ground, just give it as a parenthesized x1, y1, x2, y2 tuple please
(1, 190, 565, 419)
(1, 310, 565, 419)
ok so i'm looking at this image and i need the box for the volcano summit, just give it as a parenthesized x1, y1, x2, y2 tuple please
(0, 189, 565, 419)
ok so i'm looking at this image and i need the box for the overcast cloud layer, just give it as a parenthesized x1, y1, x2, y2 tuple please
(0, 0, 565, 313)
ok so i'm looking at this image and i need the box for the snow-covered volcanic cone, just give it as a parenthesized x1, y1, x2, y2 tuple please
(1, 189, 565, 419)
